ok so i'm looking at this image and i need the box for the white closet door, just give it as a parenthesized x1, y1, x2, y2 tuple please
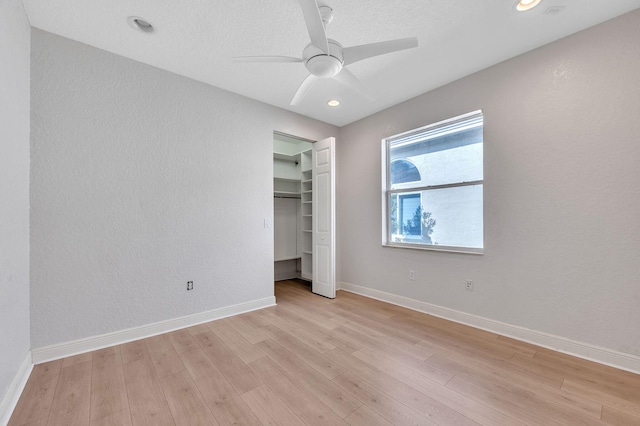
(312, 137, 336, 298)
(274, 197, 298, 261)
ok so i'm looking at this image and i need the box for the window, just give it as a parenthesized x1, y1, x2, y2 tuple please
(382, 110, 483, 253)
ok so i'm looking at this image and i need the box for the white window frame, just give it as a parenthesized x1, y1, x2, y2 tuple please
(381, 110, 484, 254)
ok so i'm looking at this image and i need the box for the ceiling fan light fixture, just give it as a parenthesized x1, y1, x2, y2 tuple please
(515, 0, 542, 12)
(306, 55, 343, 78)
(127, 16, 155, 33)
(327, 100, 340, 107)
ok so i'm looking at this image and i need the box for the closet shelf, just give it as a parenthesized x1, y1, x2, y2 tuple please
(274, 177, 300, 182)
(274, 191, 300, 197)
(273, 152, 301, 162)
(275, 256, 302, 262)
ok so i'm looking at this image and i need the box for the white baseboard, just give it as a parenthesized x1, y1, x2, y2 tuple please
(0, 351, 33, 426)
(338, 282, 640, 375)
(32, 296, 276, 364)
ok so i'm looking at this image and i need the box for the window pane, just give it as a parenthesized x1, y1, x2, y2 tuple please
(390, 160, 421, 184)
(389, 126, 482, 188)
(399, 193, 421, 236)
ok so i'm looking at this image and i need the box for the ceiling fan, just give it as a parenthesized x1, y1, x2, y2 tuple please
(233, 0, 418, 106)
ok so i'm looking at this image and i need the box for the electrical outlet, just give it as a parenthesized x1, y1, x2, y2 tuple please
(187, 281, 194, 291)
(409, 270, 415, 281)
(465, 280, 473, 291)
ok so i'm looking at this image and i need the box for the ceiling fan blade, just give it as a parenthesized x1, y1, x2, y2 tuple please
(291, 74, 319, 106)
(343, 37, 418, 65)
(298, 0, 329, 53)
(233, 56, 303, 63)
(332, 68, 375, 102)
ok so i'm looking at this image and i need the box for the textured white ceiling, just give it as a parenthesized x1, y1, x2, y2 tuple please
(22, 0, 640, 127)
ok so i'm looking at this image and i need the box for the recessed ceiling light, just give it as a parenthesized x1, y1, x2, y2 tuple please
(515, 0, 542, 12)
(327, 100, 340, 107)
(128, 16, 155, 33)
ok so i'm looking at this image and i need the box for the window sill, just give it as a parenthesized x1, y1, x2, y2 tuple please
(382, 242, 483, 255)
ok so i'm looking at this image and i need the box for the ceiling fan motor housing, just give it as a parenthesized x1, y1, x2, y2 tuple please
(304, 40, 344, 78)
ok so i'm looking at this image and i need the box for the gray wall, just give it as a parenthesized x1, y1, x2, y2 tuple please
(30, 29, 338, 348)
(337, 10, 640, 357)
(0, 0, 31, 407)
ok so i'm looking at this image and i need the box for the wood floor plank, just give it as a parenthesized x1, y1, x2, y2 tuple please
(446, 376, 564, 426)
(447, 375, 608, 426)
(249, 356, 349, 425)
(9, 360, 63, 426)
(345, 405, 394, 426)
(92, 346, 121, 370)
(261, 309, 337, 353)
(90, 346, 129, 421)
(179, 348, 261, 426)
(144, 334, 185, 378)
(535, 348, 640, 389)
(341, 346, 525, 426)
(119, 340, 149, 364)
(167, 329, 198, 354)
(327, 348, 483, 426)
(496, 352, 566, 388)
(276, 300, 343, 331)
(268, 304, 363, 353)
(351, 346, 452, 385)
(562, 378, 640, 418)
(46, 361, 92, 426)
(193, 330, 263, 394)
(601, 405, 640, 425)
(552, 366, 640, 404)
(425, 353, 602, 418)
(404, 309, 499, 342)
(208, 318, 265, 364)
(409, 322, 516, 362)
(330, 304, 426, 346)
(186, 323, 210, 336)
(334, 371, 437, 426)
(225, 314, 270, 344)
(17, 416, 49, 426)
(61, 352, 93, 368)
(241, 384, 305, 426)
(495, 335, 538, 357)
(257, 319, 345, 379)
(333, 298, 396, 322)
(157, 368, 219, 426)
(122, 357, 174, 426)
(89, 410, 132, 426)
(256, 338, 362, 418)
(441, 357, 605, 425)
(333, 325, 433, 366)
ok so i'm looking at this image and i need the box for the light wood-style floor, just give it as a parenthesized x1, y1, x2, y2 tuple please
(10, 280, 640, 426)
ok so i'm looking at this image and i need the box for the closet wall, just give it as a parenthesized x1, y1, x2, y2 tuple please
(273, 134, 312, 281)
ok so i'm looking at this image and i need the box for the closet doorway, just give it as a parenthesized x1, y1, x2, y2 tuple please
(273, 132, 336, 298)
